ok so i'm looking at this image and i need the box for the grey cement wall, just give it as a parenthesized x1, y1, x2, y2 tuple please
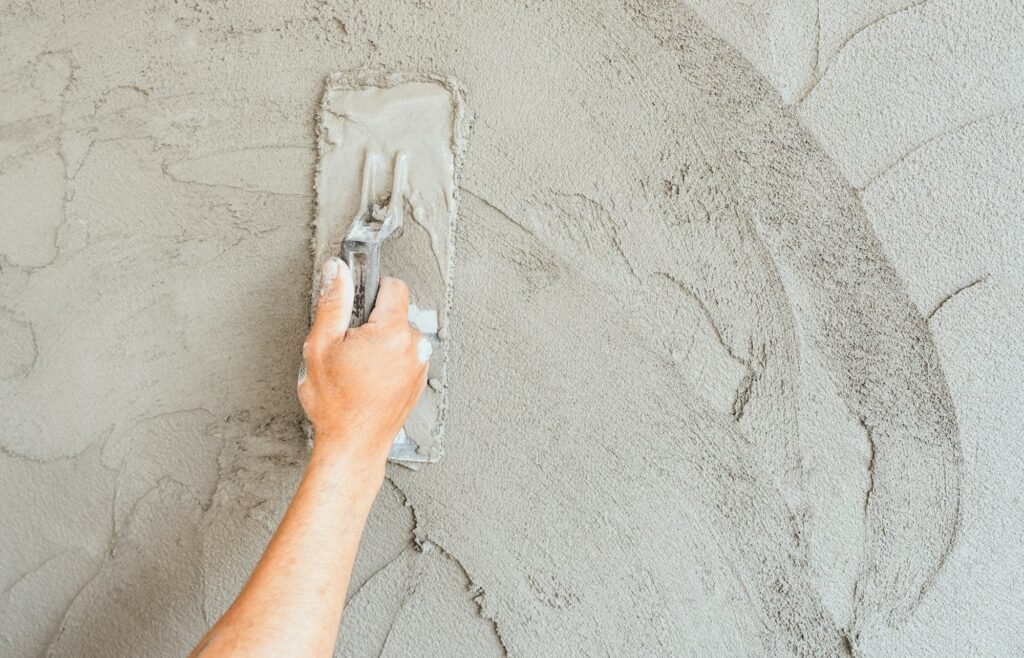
(2, 1, 1022, 656)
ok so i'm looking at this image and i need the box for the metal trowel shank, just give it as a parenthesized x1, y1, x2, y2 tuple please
(340, 150, 427, 463)
(342, 151, 406, 326)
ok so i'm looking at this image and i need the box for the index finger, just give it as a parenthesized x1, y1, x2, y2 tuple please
(307, 257, 355, 351)
(368, 277, 410, 324)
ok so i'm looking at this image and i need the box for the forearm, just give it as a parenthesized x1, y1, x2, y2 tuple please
(192, 444, 384, 657)
(192, 260, 426, 656)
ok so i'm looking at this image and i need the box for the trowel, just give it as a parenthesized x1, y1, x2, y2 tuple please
(339, 150, 426, 462)
(312, 74, 462, 465)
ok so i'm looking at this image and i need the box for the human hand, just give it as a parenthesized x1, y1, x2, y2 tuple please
(299, 257, 430, 472)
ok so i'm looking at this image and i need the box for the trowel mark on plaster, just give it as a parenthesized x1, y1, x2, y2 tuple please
(198, 414, 308, 624)
(632, 2, 962, 643)
(858, 418, 877, 517)
(336, 477, 508, 657)
(336, 543, 506, 658)
(1, 118, 312, 462)
(102, 408, 224, 534)
(534, 191, 642, 286)
(0, 548, 99, 657)
(795, 0, 932, 105)
(457, 193, 846, 655)
(0, 148, 67, 269)
(388, 477, 510, 653)
(742, 102, 962, 643)
(679, 0, 818, 103)
(47, 478, 206, 657)
(858, 104, 1024, 191)
(1, 551, 70, 596)
(43, 430, 203, 655)
(522, 186, 787, 433)
(661, 164, 807, 492)
(746, 161, 963, 640)
(0, 307, 38, 380)
(656, 272, 761, 421)
(0, 50, 77, 270)
(162, 145, 314, 196)
(926, 274, 990, 324)
(421, 540, 511, 657)
(798, 1, 1024, 190)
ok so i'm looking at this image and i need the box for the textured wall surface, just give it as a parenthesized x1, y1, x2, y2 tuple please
(1, 1, 1021, 656)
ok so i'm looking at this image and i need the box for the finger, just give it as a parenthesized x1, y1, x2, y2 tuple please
(368, 277, 410, 325)
(309, 257, 354, 348)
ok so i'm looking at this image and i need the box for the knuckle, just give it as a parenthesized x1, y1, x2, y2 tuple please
(377, 327, 410, 354)
(303, 338, 321, 360)
(386, 329, 409, 352)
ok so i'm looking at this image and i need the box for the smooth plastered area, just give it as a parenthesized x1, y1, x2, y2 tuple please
(1, 2, 1022, 656)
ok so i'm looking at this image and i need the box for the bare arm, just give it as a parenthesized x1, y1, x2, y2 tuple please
(191, 257, 429, 657)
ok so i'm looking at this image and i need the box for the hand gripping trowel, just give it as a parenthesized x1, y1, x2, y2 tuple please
(339, 151, 424, 462)
(310, 73, 463, 465)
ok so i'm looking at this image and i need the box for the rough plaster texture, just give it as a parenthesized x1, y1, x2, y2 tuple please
(1, 1, 1021, 656)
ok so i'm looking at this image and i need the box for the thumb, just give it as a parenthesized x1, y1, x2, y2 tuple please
(311, 257, 354, 340)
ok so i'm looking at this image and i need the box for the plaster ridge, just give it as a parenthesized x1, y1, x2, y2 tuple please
(796, 0, 933, 106)
(656, 271, 760, 420)
(43, 560, 103, 656)
(425, 539, 511, 658)
(158, 158, 311, 197)
(1, 550, 71, 596)
(861, 104, 1024, 189)
(385, 476, 509, 656)
(859, 419, 876, 517)
(926, 274, 991, 323)
(45, 477, 199, 654)
(655, 272, 750, 368)
(461, 189, 534, 239)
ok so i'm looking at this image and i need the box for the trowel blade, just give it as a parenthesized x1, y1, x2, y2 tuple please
(310, 72, 464, 464)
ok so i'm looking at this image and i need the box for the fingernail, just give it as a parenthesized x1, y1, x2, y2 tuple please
(417, 337, 433, 363)
(320, 258, 340, 295)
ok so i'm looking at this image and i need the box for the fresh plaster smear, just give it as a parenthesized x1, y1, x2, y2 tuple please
(1, 1, 1021, 657)
(311, 75, 461, 459)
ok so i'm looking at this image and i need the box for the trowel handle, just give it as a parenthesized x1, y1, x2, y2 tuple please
(341, 240, 381, 327)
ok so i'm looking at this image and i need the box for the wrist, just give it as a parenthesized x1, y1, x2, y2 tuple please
(311, 422, 393, 466)
(307, 441, 386, 504)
